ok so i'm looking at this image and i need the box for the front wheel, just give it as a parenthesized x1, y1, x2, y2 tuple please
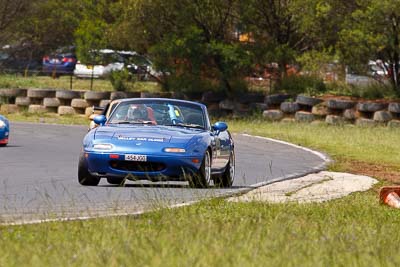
(215, 151, 235, 188)
(188, 150, 212, 188)
(78, 154, 100, 186)
(107, 177, 125, 185)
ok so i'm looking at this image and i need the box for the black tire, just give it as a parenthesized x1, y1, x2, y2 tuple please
(215, 151, 235, 188)
(107, 177, 125, 185)
(84, 91, 110, 101)
(188, 150, 212, 188)
(296, 95, 323, 107)
(27, 89, 55, 98)
(56, 90, 82, 100)
(389, 103, 400, 113)
(78, 154, 100, 186)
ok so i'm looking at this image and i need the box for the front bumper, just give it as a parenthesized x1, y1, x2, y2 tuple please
(84, 151, 202, 181)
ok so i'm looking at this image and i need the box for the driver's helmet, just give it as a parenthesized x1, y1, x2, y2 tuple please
(127, 104, 148, 121)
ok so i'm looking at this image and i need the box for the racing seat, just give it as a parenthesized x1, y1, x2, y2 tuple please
(146, 106, 157, 124)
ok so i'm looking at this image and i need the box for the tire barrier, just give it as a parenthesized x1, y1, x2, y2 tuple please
(264, 94, 291, 106)
(110, 91, 127, 100)
(326, 99, 356, 110)
(28, 104, 47, 114)
(295, 111, 315, 122)
(71, 99, 89, 109)
(58, 106, 75, 116)
(84, 91, 110, 101)
(1, 87, 400, 127)
(0, 88, 27, 97)
(357, 102, 387, 112)
(27, 89, 55, 99)
(56, 90, 82, 100)
(311, 104, 329, 116)
(280, 102, 299, 114)
(263, 110, 284, 121)
(99, 99, 111, 108)
(15, 97, 31, 107)
(296, 95, 323, 107)
(43, 98, 61, 108)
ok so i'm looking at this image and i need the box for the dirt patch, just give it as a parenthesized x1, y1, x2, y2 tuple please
(335, 159, 400, 184)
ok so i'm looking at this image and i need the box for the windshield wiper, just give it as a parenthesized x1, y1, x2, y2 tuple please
(112, 121, 155, 125)
(165, 123, 204, 129)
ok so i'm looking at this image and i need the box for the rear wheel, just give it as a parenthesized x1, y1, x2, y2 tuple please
(78, 154, 100, 186)
(215, 151, 235, 188)
(188, 150, 211, 188)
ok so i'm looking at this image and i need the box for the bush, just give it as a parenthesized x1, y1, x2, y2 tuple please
(326, 81, 397, 100)
(275, 75, 326, 96)
(167, 74, 219, 94)
(109, 69, 134, 92)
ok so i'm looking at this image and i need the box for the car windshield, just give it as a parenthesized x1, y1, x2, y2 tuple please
(108, 100, 206, 129)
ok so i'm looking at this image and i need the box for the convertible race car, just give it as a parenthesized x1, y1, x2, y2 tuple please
(0, 115, 9, 146)
(78, 98, 235, 188)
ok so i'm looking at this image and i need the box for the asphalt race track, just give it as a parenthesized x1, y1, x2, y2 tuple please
(0, 122, 328, 223)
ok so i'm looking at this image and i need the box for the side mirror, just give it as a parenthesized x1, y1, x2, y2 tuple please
(212, 121, 228, 132)
(93, 115, 107, 126)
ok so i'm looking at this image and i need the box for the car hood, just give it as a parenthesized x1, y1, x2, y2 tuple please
(93, 125, 203, 145)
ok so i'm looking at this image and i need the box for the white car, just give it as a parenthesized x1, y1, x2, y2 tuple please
(74, 49, 124, 78)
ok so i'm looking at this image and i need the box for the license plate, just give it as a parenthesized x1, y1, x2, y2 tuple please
(125, 154, 147, 162)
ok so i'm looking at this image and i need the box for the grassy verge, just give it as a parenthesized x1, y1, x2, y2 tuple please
(226, 119, 400, 183)
(0, 74, 160, 92)
(6, 112, 89, 125)
(2, 118, 400, 266)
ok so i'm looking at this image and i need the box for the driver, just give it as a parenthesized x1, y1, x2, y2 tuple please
(127, 104, 148, 121)
(127, 104, 157, 124)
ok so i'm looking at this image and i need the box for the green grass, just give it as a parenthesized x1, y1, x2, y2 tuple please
(2, 193, 400, 266)
(2, 117, 400, 266)
(0, 74, 160, 92)
(226, 119, 400, 168)
(6, 112, 90, 125)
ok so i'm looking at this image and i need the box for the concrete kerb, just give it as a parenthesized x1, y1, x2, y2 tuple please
(0, 132, 332, 226)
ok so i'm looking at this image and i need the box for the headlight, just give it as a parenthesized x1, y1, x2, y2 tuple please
(93, 144, 113, 150)
(0, 120, 5, 128)
(164, 148, 186, 153)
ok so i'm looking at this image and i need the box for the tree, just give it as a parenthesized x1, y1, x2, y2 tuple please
(0, 0, 31, 44)
(2, 0, 82, 64)
(338, 0, 400, 94)
(239, 0, 305, 83)
(107, 0, 250, 93)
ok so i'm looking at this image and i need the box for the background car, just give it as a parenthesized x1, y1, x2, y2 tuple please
(78, 98, 235, 188)
(0, 115, 10, 146)
(73, 49, 124, 78)
(118, 51, 159, 80)
(42, 51, 77, 76)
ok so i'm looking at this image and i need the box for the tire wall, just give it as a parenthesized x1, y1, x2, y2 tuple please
(1, 88, 400, 126)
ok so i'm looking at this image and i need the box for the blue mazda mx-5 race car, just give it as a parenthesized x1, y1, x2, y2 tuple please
(0, 115, 9, 146)
(78, 98, 235, 188)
